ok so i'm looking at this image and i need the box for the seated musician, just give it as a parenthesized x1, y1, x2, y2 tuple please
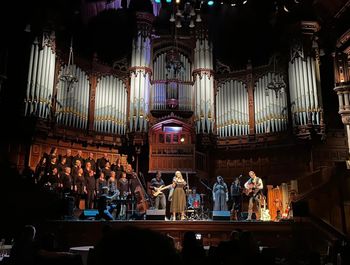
(149, 171, 167, 210)
(244, 171, 263, 221)
(187, 187, 201, 209)
(97, 186, 118, 221)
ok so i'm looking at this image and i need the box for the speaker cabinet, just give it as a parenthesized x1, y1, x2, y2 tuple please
(146, 209, 166, 220)
(212, 210, 231, 220)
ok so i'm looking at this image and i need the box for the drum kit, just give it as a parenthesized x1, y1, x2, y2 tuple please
(186, 193, 210, 220)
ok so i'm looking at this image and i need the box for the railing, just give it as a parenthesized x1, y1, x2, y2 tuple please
(149, 144, 195, 172)
(297, 166, 334, 201)
(151, 144, 194, 156)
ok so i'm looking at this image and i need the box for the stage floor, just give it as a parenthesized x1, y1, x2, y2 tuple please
(39, 218, 298, 249)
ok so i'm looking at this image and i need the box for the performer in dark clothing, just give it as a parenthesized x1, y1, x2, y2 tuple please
(73, 168, 86, 209)
(230, 176, 242, 220)
(47, 167, 62, 193)
(112, 158, 124, 180)
(85, 152, 96, 172)
(85, 169, 96, 209)
(61, 167, 73, 194)
(72, 150, 85, 168)
(149, 171, 167, 210)
(62, 149, 73, 168)
(96, 172, 107, 197)
(97, 153, 109, 174)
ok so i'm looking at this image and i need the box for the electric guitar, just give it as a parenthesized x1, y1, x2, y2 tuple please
(151, 184, 173, 197)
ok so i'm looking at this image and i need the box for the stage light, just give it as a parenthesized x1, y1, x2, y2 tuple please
(155, 0, 161, 3)
(176, 0, 180, 4)
(208, 0, 214, 6)
(180, 137, 185, 142)
(166, 0, 172, 3)
(243, 0, 248, 4)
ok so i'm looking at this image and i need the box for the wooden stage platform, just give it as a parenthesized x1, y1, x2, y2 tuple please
(38, 218, 327, 249)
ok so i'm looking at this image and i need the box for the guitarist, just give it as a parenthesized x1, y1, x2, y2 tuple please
(149, 171, 167, 210)
(244, 171, 263, 221)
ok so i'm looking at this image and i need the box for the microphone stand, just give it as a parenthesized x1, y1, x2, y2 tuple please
(199, 179, 212, 218)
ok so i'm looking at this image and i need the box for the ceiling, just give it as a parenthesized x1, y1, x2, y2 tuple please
(2, 0, 350, 68)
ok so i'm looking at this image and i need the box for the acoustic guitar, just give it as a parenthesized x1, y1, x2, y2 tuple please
(152, 184, 173, 197)
(243, 183, 261, 197)
(260, 195, 271, 221)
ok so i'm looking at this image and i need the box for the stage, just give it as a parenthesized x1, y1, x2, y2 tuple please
(38, 218, 318, 250)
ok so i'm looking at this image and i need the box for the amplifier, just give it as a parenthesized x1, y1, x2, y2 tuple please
(212, 210, 231, 221)
(146, 209, 166, 220)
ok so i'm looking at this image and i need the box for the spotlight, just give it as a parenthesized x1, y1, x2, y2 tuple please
(176, 0, 180, 4)
(155, 0, 161, 3)
(208, 0, 214, 6)
(283, 5, 289, 12)
(180, 137, 185, 143)
(220, 1, 224, 4)
(166, 0, 172, 3)
(243, 0, 248, 4)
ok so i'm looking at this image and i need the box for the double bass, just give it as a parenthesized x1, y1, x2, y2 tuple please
(129, 171, 150, 216)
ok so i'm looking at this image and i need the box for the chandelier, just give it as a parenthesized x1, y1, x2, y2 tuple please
(265, 55, 286, 98)
(169, 0, 202, 28)
(59, 38, 78, 92)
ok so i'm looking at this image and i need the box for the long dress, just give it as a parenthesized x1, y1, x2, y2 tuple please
(170, 178, 187, 213)
(213, 182, 228, 211)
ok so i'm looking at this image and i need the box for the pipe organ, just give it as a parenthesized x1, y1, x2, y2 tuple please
(254, 73, 288, 134)
(24, 33, 56, 118)
(94, 75, 127, 134)
(216, 80, 249, 137)
(22, 17, 326, 154)
(128, 14, 153, 133)
(56, 65, 89, 129)
(152, 52, 192, 111)
(193, 35, 215, 134)
(288, 22, 323, 132)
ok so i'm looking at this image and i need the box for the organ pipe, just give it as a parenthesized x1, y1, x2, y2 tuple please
(216, 80, 249, 137)
(56, 65, 89, 129)
(151, 52, 192, 111)
(254, 73, 288, 134)
(25, 32, 56, 118)
(129, 14, 153, 132)
(288, 22, 323, 130)
(193, 36, 214, 134)
(94, 75, 127, 134)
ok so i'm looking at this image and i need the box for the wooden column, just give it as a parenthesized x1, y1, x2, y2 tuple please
(88, 74, 97, 131)
(247, 61, 255, 134)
